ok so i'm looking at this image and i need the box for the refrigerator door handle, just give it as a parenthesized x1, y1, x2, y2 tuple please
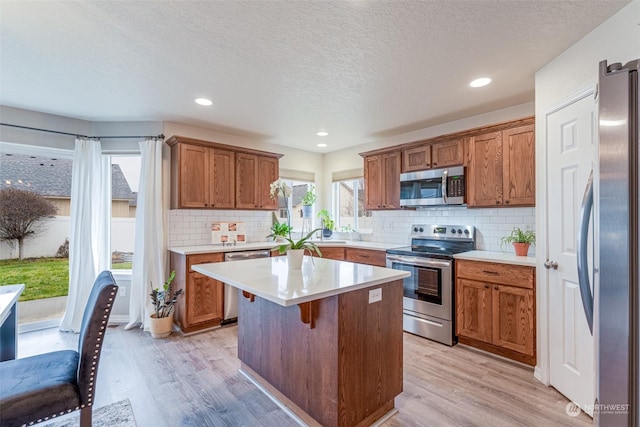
(577, 169, 594, 335)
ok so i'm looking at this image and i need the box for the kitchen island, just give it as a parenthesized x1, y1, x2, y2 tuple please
(193, 256, 409, 427)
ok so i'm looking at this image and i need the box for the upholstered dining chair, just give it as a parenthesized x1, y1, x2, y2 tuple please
(0, 271, 118, 427)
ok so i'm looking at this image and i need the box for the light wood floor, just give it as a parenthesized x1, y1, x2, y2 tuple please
(17, 325, 592, 427)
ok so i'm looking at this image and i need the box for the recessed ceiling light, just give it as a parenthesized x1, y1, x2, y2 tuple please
(317, 143, 327, 148)
(316, 131, 329, 136)
(194, 98, 213, 106)
(469, 78, 491, 88)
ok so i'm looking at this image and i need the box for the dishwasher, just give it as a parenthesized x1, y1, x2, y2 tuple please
(222, 249, 271, 324)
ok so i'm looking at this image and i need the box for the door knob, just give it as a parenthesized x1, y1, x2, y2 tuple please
(544, 259, 558, 270)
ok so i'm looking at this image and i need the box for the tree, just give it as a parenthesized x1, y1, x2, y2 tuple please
(0, 188, 58, 259)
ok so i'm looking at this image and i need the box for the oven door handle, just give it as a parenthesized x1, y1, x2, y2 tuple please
(386, 255, 452, 269)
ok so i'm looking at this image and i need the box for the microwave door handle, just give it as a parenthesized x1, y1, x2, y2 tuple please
(442, 170, 448, 203)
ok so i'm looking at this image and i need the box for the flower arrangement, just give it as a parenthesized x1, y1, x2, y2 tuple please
(269, 178, 292, 200)
(149, 270, 183, 318)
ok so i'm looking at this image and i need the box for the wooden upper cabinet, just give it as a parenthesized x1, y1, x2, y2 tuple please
(467, 131, 504, 207)
(431, 139, 463, 168)
(364, 151, 401, 210)
(402, 145, 431, 172)
(257, 156, 278, 210)
(176, 143, 210, 208)
(168, 136, 282, 210)
(236, 153, 279, 209)
(467, 123, 535, 208)
(402, 139, 463, 173)
(502, 124, 535, 206)
(210, 148, 235, 209)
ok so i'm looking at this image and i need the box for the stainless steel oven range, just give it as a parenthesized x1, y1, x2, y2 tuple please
(386, 224, 475, 346)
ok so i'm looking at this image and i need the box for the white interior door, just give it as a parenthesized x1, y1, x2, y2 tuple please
(546, 91, 596, 414)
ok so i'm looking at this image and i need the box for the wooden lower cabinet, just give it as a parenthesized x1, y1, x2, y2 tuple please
(345, 248, 386, 267)
(456, 260, 536, 365)
(318, 246, 345, 260)
(170, 252, 225, 333)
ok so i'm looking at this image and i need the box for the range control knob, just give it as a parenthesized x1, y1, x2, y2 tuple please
(464, 229, 470, 235)
(451, 229, 456, 234)
(413, 227, 418, 232)
(457, 229, 463, 234)
(419, 227, 424, 232)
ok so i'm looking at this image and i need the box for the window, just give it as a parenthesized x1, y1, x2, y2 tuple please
(0, 143, 74, 327)
(332, 178, 372, 233)
(107, 155, 140, 270)
(274, 179, 316, 232)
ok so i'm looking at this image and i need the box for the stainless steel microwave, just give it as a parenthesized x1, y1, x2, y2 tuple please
(400, 166, 465, 207)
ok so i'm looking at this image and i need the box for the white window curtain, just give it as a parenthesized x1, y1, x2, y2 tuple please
(60, 138, 107, 332)
(126, 137, 165, 330)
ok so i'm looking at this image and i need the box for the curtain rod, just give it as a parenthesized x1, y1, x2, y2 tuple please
(0, 122, 164, 140)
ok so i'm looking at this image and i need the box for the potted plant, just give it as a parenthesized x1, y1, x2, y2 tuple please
(301, 184, 316, 218)
(317, 209, 335, 238)
(501, 227, 536, 256)
(268, 222, 292, 242)
(149, 270, 183, 338)
(274, 228, 323, 270)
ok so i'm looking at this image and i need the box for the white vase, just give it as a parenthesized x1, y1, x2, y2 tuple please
(149, 313, 174, 339)
(287, 249, 305, 270)
(302, 205, 313, 218)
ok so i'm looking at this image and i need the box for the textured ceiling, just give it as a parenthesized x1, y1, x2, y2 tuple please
(0, 0, 630, 152)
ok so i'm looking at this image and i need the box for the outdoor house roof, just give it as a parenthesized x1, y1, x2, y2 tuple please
(0, 153, 136, 201)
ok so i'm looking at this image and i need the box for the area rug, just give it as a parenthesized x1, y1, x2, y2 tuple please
(40, 399, 136, 427)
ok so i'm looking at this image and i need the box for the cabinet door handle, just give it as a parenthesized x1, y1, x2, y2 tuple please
(505, 200, 510, 204)
(482, 270, 499, 275)
(360, 255, 370, 258)
(484, 284, 489, 289)
(433, 162, 437, 167)
(494, 286, 499, 290)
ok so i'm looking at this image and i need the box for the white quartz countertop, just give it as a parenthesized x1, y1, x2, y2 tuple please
(454, 250, 536, 267)
(0, 284, 25, 325)
(169, 240, 399, 255)
(192, 257, 410, 306)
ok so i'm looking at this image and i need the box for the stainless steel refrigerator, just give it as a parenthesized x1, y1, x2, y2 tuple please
(581, 58, 639, 426)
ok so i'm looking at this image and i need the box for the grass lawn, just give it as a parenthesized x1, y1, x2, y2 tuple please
(0, 257, 69, 301)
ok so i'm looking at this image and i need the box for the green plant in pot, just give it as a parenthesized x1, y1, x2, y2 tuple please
(268, 222, 292, 242)
(274, 229, 323, 270)
(317, 209, 335, 238)
(301, 184, 316, 218)
(149, 270, 183, 338)
(501, 227, 536, 256)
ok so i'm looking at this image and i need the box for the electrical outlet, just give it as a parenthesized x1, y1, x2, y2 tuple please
(119, 286, 126, 298)
(368, 288, 382, 304)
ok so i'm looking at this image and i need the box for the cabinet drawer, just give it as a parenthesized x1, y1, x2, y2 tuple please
(187, 253, 224, 271)
(319, 247, 345, 260)
(456, 260, 534, 289)
(345, 248, 386, 267)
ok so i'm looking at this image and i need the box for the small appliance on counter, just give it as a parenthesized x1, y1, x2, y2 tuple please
(386, 224, 475, 345)
(211, 222, 246, 244)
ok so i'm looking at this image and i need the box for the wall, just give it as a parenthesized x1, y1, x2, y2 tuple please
(168, 209, 273, 247)
(533, 0, 639, 384)
(362, 207, 535, 254)
(320, 102, 535, 208)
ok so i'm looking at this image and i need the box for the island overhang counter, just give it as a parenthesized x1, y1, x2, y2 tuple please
(193, 256, 410, 427)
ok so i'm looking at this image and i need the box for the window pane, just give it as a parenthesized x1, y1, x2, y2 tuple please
(110, 155, 139, 270)
(0, 150, 72, 325)
(276, 179, 315, 232)
(334, 178, 370, 233)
